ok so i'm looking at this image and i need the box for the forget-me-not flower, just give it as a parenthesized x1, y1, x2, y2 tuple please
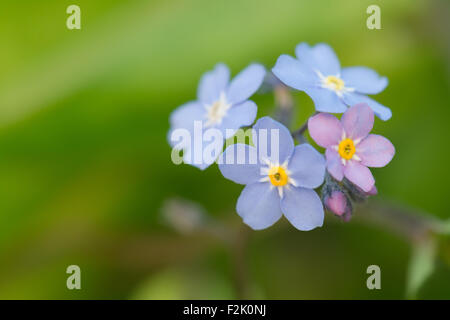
(272, 43, 392, 120)
(169, 63, 266, 169)
(308, 103, 395, 192)
(219, 117, 326, 231)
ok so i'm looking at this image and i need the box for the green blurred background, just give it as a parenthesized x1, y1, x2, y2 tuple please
(0, 0, 449, 299)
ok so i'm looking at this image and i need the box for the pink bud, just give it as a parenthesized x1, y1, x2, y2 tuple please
(325, 191, 347, 216)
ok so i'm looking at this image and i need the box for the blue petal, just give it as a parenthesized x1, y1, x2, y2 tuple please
(280, 187, 324, 231)
(226, 64, 266, 105)
(218, 100, 257, 139)
(168, 101, 205, 147)
(288, 144, 326, 189)
(252, 116, 294, 165)
(295, 42, 341, 76)
(170, 106, 224, 170)
(341, 66, 388, 94)
(197, 63, 230, 104)
(272, 54, 317, 91)
(343, 92, 392, 121)
(218, 144, 261, 185)
(303, 87, 348, 113)
(183, 130, 224, 171)
(236, 182, 282, 230)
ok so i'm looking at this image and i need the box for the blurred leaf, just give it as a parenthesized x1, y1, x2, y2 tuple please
(438, 219, 450, 235)
(406, 237, 437, 299)
(131, 267, 234, 300)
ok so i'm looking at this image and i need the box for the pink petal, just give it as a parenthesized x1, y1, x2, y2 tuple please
(366, 185, 378, 196)
(344, 160, 375, 192)
(325, 148, 344, 181)
(308, 113, 343, 148)
(341, 103, 374, 140)
(357, 134, 395, 167)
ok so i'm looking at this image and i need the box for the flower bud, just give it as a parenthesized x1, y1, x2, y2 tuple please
(324, 190, 352, 221)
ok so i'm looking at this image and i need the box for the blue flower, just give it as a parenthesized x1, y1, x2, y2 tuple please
(219, 117, 325, 231)
(272, 43, 392, 120)
(169, 63, 266, 170)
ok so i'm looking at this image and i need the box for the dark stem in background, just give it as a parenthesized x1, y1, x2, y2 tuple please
(355, 200, 442, 243)
(291, 111, 318, 142)
(231, 225, 251, 299)
(291, 121, 308, 136)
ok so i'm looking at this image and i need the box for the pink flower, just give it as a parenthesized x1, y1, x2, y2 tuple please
(308, 103, 395, 192)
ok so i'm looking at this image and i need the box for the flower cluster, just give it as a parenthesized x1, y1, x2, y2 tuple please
(168, 42, 395, 230)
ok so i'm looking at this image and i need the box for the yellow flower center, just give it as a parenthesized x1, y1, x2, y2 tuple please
(324, 76, 345, 91)
(268, 166, 288, 187)
(338, 138, 356, 160)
